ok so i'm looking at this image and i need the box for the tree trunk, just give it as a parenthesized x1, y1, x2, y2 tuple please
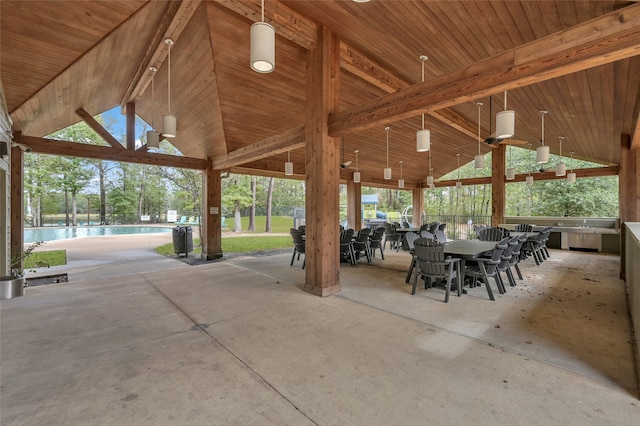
(138, 169, 145, 221)
(265, 177, 274, 232)
(71, 191, 77, 226)
(65, 189, 70, 227)
(248, 176, 256, 231)
(99, 161, 106, 224)
(233, 200, 242, 232)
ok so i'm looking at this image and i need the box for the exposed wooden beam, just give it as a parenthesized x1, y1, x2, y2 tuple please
(211, 125, 305, 170)
(213, 0, 318, 50)
(22, 136, 205, 170)
(75, 108, 124, 150)
(126, 102, 135, 150)
(121, 0, 203, 107)
(329, 4, 640, 135)
(632, 110, 640, 149)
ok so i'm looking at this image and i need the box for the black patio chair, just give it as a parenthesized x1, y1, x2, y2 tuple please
(514, 224, 533, 232)
(352, 228, 372, 263)
(411, 239, 461, 303)
(384, 223, 401, 251)
(463, 241, 506, 301)
(368, 226, 386, 259)
(478, 227, 505, 242)
(289, 228, 306, 269)
(339, 230, 356, 266)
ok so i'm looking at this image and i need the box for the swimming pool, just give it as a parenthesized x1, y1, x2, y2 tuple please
(24, 226, 173, 243)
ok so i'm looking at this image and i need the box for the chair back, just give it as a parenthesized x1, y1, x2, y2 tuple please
(420, 230, 434, 239)
(414, 239, 447, 277)
(297, 225, 306, 235)
(515, 224, 533, 232)
(483, 243, 506, 275)
(498, 237, 516, 270)
(434, 229, 447, 243)
(473, 224, 488, 238)
(478, 227, 505, 241)
(401, 220, 411, 229)
(509, 236, 526, 265)
(369, 227, 385, 246)
(341, 228, 355, 239)
(353, 228, 371, 250)
(403, 231, 420, 251)
(437, 223, 447, 232)
(290, 228, 305, 252)
(495, 227, 511, 237)
(428, 222, 441, 234)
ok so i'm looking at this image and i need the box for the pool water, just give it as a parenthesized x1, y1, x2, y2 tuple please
(24, 226, 173, 243)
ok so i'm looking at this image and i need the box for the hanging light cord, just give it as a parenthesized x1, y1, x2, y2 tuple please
(421, 58, 426, 130)
(355, 150, 359, 170)
(261, 0, 265, 22)
(167, 41, 172, 114)
(477, 102, 482, 154)
(541, 111, 545, 147)
(287, 150, 290, 162)
(385, 127, 389, 168)
(400, 160, 403, 179)
(150, 67, 156, 128)
(504, 90, 508, 111)
(457, 154, 460, 180)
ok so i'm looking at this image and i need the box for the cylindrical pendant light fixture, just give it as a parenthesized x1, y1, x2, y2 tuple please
(162, 39, 177, 138)
(427, 174, 434, 185)
(536, 110, 549, 163)
(384, 126, 392, 179)
(250, 0, 275, 73)
(398, 161, 404, 188)
(474, 102, 485, 169)
(416, 55, 431, 152)
(555, 136, 566, 176)
(353, 149, 361, 183)
(526, 175, 534, 186)
(506, 168, 516, 180)
(284, 151, 293, 175)
(567, 151, 576, 183)
(147, 66, 160, 151)
(495, 91, 515, 139)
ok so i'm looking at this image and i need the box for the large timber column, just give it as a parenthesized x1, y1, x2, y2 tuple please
(620, 133, 639, 280)
(304, 26, 341, 297)
(202, 159, 223, 260)
(346, 180, 362, 230)
(412, 187, 424, 227)
(491, 144, 506, 226)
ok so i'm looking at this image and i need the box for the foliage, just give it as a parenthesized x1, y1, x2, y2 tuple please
(224, 216, 293, 234)
(24, 250, 67, 269)
(10, 241, 46, 276)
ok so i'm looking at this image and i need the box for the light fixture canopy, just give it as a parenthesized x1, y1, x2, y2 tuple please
(250, 0, 275, 73)
(495, 90, 515, 139)
(353, 149, 360, 183)
(416, 55, 431, 152)
(284, 151, 293, 175)
(384, 126, 392, 179)
(162, 39, 176, 138)
(398, 161, 404, 188)
(474, 102, 485, 169)
(536, 110, 549, 163)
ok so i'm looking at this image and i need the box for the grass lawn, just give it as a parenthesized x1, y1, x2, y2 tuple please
(24, 250, 67, 269)
(224, 216, 293, 234)
(155, 235, 293, 256)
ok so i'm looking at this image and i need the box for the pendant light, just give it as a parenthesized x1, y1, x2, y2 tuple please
(474, 102, 485, 169)
(567, 151, 576, 183)
(526, 143, 534, 185)
(384, 126, 392, 179)
(416, 55, 430, 152)
(284, 151, 293, 175)
(162, 39, 177, 138)
(146, 66, 160, 151)
(536, 110, 549, 163)
(455, 153, 461, 189)
(250, 0, 275, 73)
(353, 150, 361, 183)
(555, 136, 566, 176)
(496, 90, 515, 139)
(398, 161, 404, 188)
(506, 145, 515, 180)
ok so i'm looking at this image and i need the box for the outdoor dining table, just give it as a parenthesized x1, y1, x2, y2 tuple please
(405, 239, 497, 284)
(510, 231, 538, 239)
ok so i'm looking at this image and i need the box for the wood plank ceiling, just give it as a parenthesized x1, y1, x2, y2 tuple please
(2, 0, 639, 188)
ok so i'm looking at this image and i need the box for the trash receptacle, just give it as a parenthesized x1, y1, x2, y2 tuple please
(173, 226, 193, 257)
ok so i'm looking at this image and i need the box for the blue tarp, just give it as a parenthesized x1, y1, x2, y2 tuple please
(362, 194, 379, 205)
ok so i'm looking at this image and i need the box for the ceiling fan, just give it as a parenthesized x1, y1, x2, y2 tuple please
(483, 95, 527, 148)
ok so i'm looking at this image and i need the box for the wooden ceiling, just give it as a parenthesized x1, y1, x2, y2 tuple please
(2, 0, 640, 188)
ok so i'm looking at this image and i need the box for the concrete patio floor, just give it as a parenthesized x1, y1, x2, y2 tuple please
(1, 235, 639, 425)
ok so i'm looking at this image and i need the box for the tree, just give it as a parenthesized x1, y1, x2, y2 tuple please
(222, 174, 253, 232)
(265, 177, 275, 232)
(248, 176, 256, 231)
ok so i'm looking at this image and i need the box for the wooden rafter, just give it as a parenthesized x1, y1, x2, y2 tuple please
(21, 136, 205, 170)
(75, 108, 124, 150)
(121, 0, 203, 107)
(212, 125, 305, 170)
(632, 110, 640, 150)
(329, 4, 640, 135)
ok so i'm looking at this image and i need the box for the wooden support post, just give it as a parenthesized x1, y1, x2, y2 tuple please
(620, 133, 639, 280)
(202, 159, 223, 260)
(126, 102, 136, 150)
(10, 142, 23, 271)
(346, 180, 362, 230)
(304, 26, 341, 297)
(491, 145, 506, 227)
(412, 187, 424, 228)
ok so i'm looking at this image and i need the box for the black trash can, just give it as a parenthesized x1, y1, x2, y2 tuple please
(172, 226, 193, 257)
